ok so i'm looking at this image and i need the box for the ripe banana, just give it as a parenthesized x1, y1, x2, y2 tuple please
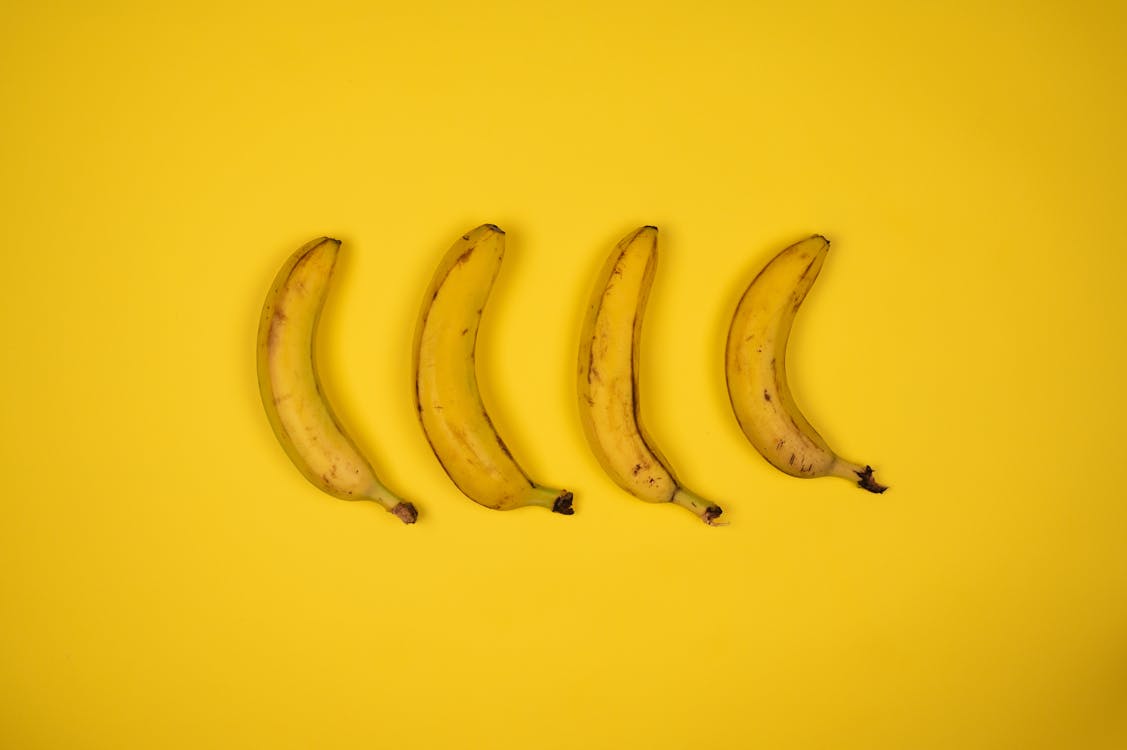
(725, 235, 886, 493)
(578, 226, 723, 524)
(257, 237, 418, 523)
(414, 224, 574, 514)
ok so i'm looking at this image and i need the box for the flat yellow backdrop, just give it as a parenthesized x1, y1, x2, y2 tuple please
(3, 1, 1126, 748)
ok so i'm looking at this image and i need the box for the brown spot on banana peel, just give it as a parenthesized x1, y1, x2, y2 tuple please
(266, 307, 288, 348)
(796, 264, 812, 284)
(494, 433, 518, 462)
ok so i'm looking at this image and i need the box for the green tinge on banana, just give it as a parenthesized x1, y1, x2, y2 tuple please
(578, 226, 724, 525)
(413, 224, 574, 514)
(257, 237, 418, 524)
(725, 235, 886, 493)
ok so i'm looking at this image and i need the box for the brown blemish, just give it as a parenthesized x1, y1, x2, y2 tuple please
(632, 463, 643, 475)
(494, 433, 517, 462)
(763, 390, 771, 401)
(477, 406, 526, 480)
(788, 453, 796, 466)
(796, 261, 813, 283)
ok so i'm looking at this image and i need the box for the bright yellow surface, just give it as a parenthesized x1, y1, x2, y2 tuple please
(3, 2, 1126, 748)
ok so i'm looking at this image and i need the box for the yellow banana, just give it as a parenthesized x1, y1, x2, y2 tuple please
(414, 225, 574, 514)
(725, 235, 886, 493)
(578, 226, 723, 524)
(257, 237, 418, 523)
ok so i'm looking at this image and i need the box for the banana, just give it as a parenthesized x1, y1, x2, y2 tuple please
(413, 225, 574, 514)
(725, 235, 886, 493)
(257, 237, 418, 523)
(578, 226, 723, 524)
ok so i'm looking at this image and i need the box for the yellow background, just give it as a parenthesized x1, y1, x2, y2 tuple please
(3, 1, 1126, 747)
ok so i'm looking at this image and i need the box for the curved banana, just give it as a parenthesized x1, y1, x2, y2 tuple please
(257, 237, 418, 523)
(578, 226, 723, 524)
(414, 224, 574, 514)
(725, 235, 886, 493)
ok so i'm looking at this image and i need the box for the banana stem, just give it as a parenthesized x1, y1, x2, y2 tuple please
(524, 485, 575, 515)
(670, 487, 724, 525)
(830, 460, 888, 494)
(390, 502, 419, 524)
(364, 483, 419, 523)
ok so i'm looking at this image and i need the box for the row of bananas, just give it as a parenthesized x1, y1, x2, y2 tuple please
(257, 225, 886, 526)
